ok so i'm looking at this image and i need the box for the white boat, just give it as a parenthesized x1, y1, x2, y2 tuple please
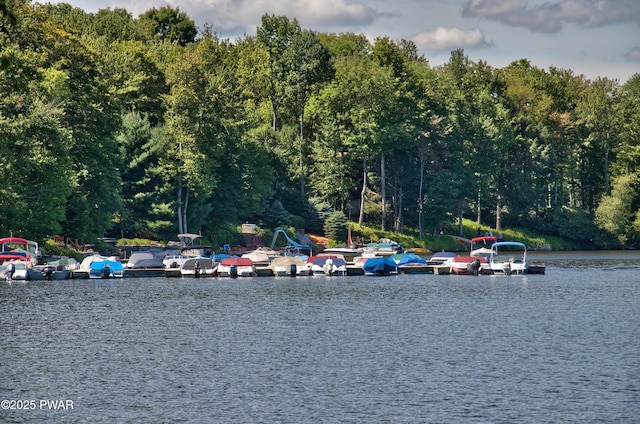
(361, 238, 404, 257)
(36, 257, 76, 280)
(489, 241, 528, 275)
(393, 252, 430, 274)
(217, 257, 255, 277)
(321, 246, 361, 264)
(180, 257, 216, 278)
(1, 261, 44, 281)
(424, 251, 456, 274)
(39, 265, 71, 280)
(269, 256, 309, 276)
(451, 236, 497, 275)
(89, 259, 124, 279)
(124, 251, 166, 277)
(163, 254, 190, 277)
(242, 250, 273, 276)
(347, 256, 368, 276)
(177, 233, 215, 258)
(307, 256, 347, 276)
(163, 234, 217, 277)
(74, 255, 123, 279)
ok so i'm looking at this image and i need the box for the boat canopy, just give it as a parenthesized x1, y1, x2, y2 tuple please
(492, 241, 527, 251)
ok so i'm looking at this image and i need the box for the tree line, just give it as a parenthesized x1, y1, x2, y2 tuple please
(1, 1, 639, 248)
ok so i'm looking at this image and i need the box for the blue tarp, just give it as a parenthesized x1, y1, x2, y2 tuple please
(363, 257, 398, 275)
(90, 260, 124, 271)
(394, 253, 428, 266)
(214, 253, 231, 262)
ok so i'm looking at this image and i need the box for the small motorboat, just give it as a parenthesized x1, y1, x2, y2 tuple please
(217, 257, 255, 278)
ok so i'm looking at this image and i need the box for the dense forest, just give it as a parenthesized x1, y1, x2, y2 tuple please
(1, 1, 639, 249)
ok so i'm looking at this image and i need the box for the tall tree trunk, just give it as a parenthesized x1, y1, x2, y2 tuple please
(418, 151, 425, 239)
(182, 188, 189, 234)
(394, 186, 403, 233)
(604, 127, 610, 195)
(177, 138, 186, 236)
(272, 103, 277, 131)
(299, 98, 305, 196)
(381, 154, 386, 231)
(358, 155, 367, 226)
(177, 175, 184, 235)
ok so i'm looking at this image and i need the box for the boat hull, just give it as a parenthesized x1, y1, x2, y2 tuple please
(217, 265, 255, 277)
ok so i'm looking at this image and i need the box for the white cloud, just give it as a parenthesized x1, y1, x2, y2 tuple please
(462, 0, 526, 18)
(412, 27, 492, 52)
(624, 47, 640, 61)
(157, 0, 379, 36)
(462, 0, 640, 33)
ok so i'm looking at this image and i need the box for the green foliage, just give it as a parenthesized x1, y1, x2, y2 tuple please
(351, 222, 410, 245)
(303, 197, 332, 234)
(523, 206, 608, 248)
(595, 173, 640, 247)
(116, 238, 163, 247)
(1, 4, 638, 251)
(0, 18, 75, 239)
(323, 210, 348, 242)
(451, 218, 577, 251)
(260, 199, 292, 230)
(317, 32, 370, 58)
(138, 6, 196, 46)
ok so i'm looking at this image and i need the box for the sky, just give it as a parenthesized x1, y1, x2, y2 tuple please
(44, 0, 639, 82)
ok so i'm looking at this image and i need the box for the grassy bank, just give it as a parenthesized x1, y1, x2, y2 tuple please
(41, 219, 578, 259)
(349, 219, 580, 253)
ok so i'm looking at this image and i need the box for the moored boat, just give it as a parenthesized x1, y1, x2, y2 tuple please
(425, 251, 456, 275)
(307, 255, 347, 276)
(363, 256, 398, 276)
(361, 238, 404, 257)
(89, 259, 124, 279)
(347, 256, 368, 276)
(393, 252, 430, 274)
(1, 261, 45, 281)
(124, 251, 166, 278)
(38, 256, 78, 280)
(217, 257, 255, 277)
(163, 254, 190, 277)
(450, 236, 497, 275)
(321, 246, 361, 264)
(242, 250, 273, 277)
(180, 257, 216, 278)
(0, 237, 41, 266)
(73, 254, 110, 279)
(450, 255, 489, 275)
(269, 256, 309, 277)
(489, 241, 531, 275)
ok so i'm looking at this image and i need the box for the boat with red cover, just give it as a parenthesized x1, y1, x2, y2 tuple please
(0, 237, 40, 266)
(450, 236, 497, 275)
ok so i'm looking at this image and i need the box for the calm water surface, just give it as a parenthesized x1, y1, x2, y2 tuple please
(1, 252, 639, 423)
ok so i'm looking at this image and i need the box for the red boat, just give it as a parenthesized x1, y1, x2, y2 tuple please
(217, 257, 255, 277)
(0, 237, 40, 265)
(450, 236, 497, 275)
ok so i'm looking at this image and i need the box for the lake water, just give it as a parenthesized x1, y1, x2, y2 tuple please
(1, 251, 639, 423)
